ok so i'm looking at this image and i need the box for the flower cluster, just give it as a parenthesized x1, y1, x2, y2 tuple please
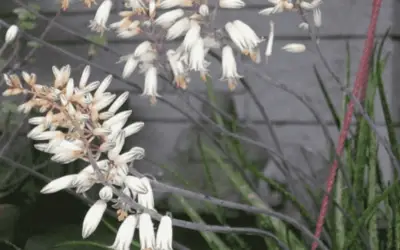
(67, 0, 323, 103)
(2, 65, 172, 250)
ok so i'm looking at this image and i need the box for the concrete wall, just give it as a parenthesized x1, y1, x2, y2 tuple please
(0, 0, 397, 214)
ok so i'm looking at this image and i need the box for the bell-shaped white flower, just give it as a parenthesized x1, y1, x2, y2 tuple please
(189, 39, 208, 79)
(142, 66, 160, 104)
(183, 21, 201, 51)
(89, 0, 112, 34)
(220, 45, 242, 91)
(139, 213, 155, 249)
(219, 0, 245, 8)
(110, 215, 138, 250)
(5, 25, 18, 44)
(40, 174, 78, 194)
(232, 20, 262, 49)
(225, 22, 246, 52)
(167, 50, 188, 89)
(156, 215, 173, 250)
(166, 17, 190, 40)
(155, 9, 185, 29)
(281, 43, 306, 53)
(138, 177, 154, 209)
(82, 200, 107, 238)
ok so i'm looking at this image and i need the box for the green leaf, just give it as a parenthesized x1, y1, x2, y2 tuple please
(19, 21, 36, 30)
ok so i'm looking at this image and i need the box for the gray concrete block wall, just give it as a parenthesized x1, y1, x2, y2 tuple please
(1, 0, 398, 213)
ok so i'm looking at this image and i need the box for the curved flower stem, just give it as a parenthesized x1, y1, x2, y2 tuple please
(311, 0, 383, 249)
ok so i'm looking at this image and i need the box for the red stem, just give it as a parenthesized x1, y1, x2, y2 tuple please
(311, 0, 383, 249)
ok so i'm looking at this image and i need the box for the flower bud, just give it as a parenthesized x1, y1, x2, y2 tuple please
(5, 25, 18, 44)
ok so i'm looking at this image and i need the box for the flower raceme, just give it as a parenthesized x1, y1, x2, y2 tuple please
(67, 0, 322, 100)
(1, 65, 172, 250)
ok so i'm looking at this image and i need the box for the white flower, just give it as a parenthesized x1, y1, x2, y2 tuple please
(142, 66, 160, 104)
(159, 0, 193, 9)
(281, 43, 306, 53)
(156, 215, 173, 250)
(50, 140, 85, 164)
(199, 4, 209, 16)
(265, 21, 274, 62)
(5, 25, 18, 44)
(155, 9, 185, 29)
(122, 57, 138, 79)
(225, 22, 246, 52)
(73, 167, 97, 193)
(124, 122, 145, 137)
(167, 50, 188, 89)
(79, 65, 91, 88)
(220, 45, 242, 91)
(110, 215, 138, 250)
(94, 75, 112, 99)
(166, 17, 191, 40)
(138, 177, 154, 209)
(139, 213, 155, 249)
(106, 131, 145, 166)
(89, 0, 112, 34)
(134, 41, 153, 58)
(82, 200, 107, 238)
(115, 21, 141, 39)
(108, 91, 130, 114)
(189, 39, 208, 75)
(99, 186, 113, 201)
(125, 176, 148, 194)
(40, 174, 78, 194)
(232, 20, 262, 49)
(183, 21, 201, 51)
(313, 8, 322, 27)
(219, 0, 245, 8)
(103, 110, 132, 130)
(52, 65, 71, 88)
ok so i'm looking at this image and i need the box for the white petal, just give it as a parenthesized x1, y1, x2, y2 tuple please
(110, 215, 138, 250)
(40, 174, 78, 194)
(79, 65, 91, 88)
(138, 177, 154, 209)
(95, 75, 113, 99)
(139, 213, 155, 249)
(109, 91, 129, 114)
(124, 175, 148, 194)
(116, 147, 145, 165)
(281, 43, 306, 53)
(82, 200, 107, 238)
(123, 122, 144, 137)
(108, 131, 125, 161)
(156, 215, 173, 250)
